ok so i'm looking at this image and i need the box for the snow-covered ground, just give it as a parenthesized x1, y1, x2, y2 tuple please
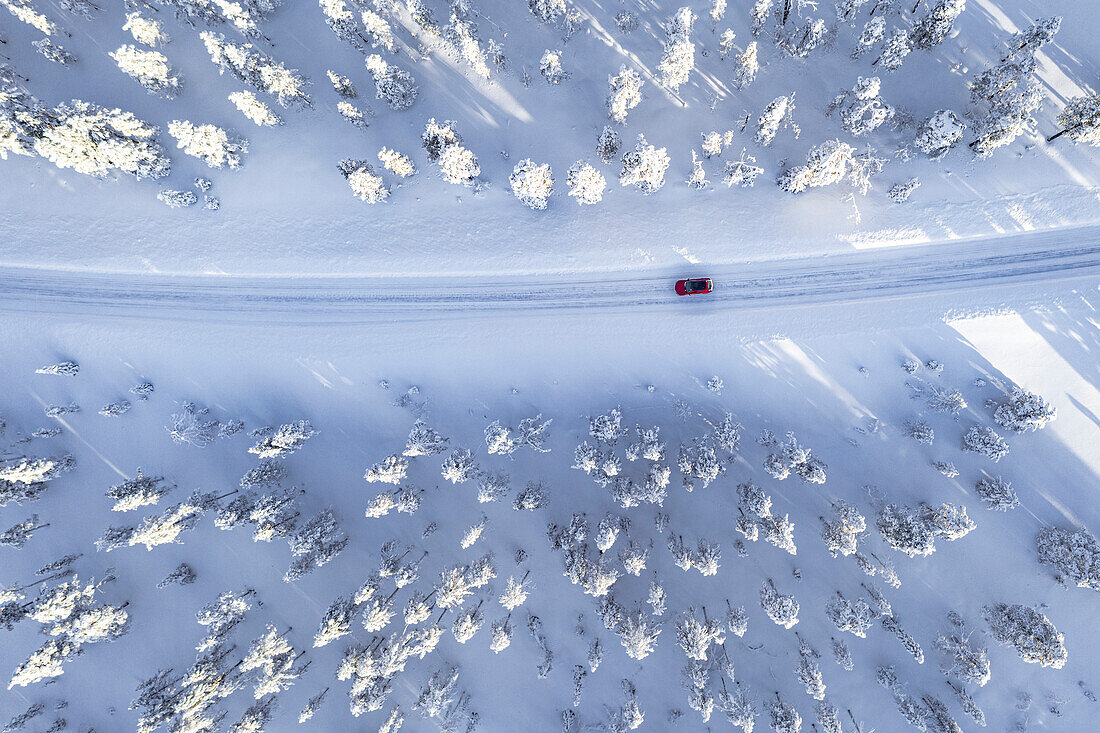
(2, 266, 1099, 731)
(3, 0, 1100, 730)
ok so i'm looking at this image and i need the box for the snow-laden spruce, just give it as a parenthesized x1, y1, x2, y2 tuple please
(249, 420, 316, 458)
(365, 54, 418, 110)
(993, 388, 1056, 432)
(567, 161, 606, 205)
(422, 118, 479, 185)
(877, 502, 974, 557)
(657, 7, 696, 91)
(828, 77, 893, 137)
(111, 45, 182, 97)
(510, 160, 554, 210)
(168, 120, 247, 169)
(755, 95, 798, 146)
(760, 579, 799, 629)
(227, 90, 282, 127)
(378, 147, 416, 178)
(202, 32, 311, 108)
(778, 140, 853, 193)
(1036, 526, 1100, 590)
(982, 602, 1067, 668)
(607, 66, 643, 124)
(1050, 94, 1100, 145)
(337, 159, 389, 203)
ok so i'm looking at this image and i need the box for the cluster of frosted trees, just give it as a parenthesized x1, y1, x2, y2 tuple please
(1, 356, 1088, 730)
(4, 0, 1100, 212)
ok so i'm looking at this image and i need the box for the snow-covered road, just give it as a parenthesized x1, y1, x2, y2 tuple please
(3, 225, 1098, 323)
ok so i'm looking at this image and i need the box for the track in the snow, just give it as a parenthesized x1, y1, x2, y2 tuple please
(1, 225, 1098, 323)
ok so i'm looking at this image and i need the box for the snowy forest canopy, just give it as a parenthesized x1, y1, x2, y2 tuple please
(0, 351, 1096, 731)
(0, 0, 1097, 212)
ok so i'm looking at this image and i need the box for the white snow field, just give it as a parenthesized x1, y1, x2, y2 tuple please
(3, 0, 1100, 731)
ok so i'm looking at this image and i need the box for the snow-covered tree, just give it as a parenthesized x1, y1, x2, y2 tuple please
(619, 611, 662, 660)
(913, 109, 965, 159)
(796, 650, 826, 701)
(607, 66, 643, 124)
(8, 637, 81, 689)
(285, 509, 348, 581)
(249, 420, 315, 458)
(106, 469, 171, 512)
(975, 475, 1018, 511)
(755, 95, 798, 146)
(768, 694, 802, 733)
(888, 177, 921, 203)
(779, 17, 828, 58)
(829, 77, 893, 136)
(926, 384, 967, 415)
(2, 0, 61, 36)
(3, 92, 171, 180)
(567, 161, 606, 205)
(724, 150, 764, 187)
(676, 608, 724, 660)
(540, 49, 567, 84)
(231, 699, 277, 733)
(882, 615, 924, 663)
(201, 32, 311, 108)
(157, 189, 197, 208)
(1036, 526, 1100, 590)
(451, 602, 484, 643)
(1049, 94, 1100, 145)
(228, 90, 283, 126)
(168, 120, 246, 168)
(365, 455, 408, 485)
(935, 632, 990, 686)
(378, 147, 416, 178)
(760, 579, 799, 629)
(777, 140, 854, 193)
(968, 47, 1046, 157)
(595, 125, 623, 164)
(314, 595, 355, 647)
(734, 42, 759, 89)
(440, 448, 476, 483)
(825, 592, 875, 637)
(910, 0, 965, 49)
(33, 38, 76, 65)
(657, 7, 696, 91)
(961, 425, 1009, 461)
(528, 0, 564, 23)
(111, 45, 182, 97)
(982, 603, 1066, 668)
(821, 501, 865, 557)
(510, 160, 554, 209)
(716, 679, 757, 731)
(852, 16, 884, 58)
(125, 11, 169, 46)
(365, 55, 418, 110)
(874, 28, 911, 70)
(993, 388, 1056, 432)
(158, 562, 197, 588)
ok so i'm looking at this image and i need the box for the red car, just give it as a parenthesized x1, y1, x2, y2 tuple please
(675, 278, 713, 296)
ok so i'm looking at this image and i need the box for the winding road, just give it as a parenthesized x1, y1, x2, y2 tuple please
(1, 225, 1098, 323)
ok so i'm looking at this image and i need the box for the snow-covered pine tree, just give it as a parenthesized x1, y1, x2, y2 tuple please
(365, 54, 418, 110)
(510, 160, 554, 209)
(1036, 526, 1100, 590)
(777, 140, 855, 193)
(607, 66, 643, 124)
(1049, 94, 1100, 145)
(657, 7, 696, 91)
(760, 579, 799, 629)
(993, 388, 1056, 432)
(111, 45, 182, 97)
(567, 161, 606, 205)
